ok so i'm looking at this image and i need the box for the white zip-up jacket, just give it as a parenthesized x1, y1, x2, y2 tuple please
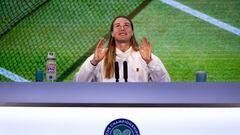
(74, 47, 170, 82)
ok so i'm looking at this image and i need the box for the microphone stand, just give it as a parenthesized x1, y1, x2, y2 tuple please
(123, 61, 128, 82)
(115, 62, 119, 82)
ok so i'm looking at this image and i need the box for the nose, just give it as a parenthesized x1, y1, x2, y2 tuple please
(120, 26, 124, 30)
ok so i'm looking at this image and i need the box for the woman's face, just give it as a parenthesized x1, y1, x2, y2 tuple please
(111, 17, 134, 43)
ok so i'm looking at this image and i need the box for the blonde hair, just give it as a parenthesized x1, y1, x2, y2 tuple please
(104, 16, 139, 78)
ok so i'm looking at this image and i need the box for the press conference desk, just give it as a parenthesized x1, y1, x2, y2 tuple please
(1, 82, 240, 107)
(1, 83, 240, 135)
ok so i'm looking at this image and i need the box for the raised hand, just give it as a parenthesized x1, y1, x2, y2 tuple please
(91, 38, 108, 65)
(139, 37, 152, 64)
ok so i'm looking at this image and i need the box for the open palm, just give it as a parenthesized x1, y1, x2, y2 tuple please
(91, 38, 108, 65)
(139, 37, 152, 64)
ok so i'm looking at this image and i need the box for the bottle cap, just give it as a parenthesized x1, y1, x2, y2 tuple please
(47, 52, 56, 60)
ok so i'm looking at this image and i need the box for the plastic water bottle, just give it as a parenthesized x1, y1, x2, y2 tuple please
(46, 52, 56, 82)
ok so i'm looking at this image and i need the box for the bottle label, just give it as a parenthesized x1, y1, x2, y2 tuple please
(46, 65, 56, 74)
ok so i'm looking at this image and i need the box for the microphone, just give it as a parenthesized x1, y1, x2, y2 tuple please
(115, 62, 119, 82)
(123, 61, 128, 82)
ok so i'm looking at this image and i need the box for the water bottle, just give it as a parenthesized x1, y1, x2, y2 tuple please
(35, 69, 43, 82)
(46, 52, 56, 82)
(195, 71, 207, 82)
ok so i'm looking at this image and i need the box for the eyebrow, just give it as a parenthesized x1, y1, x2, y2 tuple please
(114, 22, 130, 25)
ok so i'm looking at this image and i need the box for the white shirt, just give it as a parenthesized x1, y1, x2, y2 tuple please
(74, 47, 170, 82)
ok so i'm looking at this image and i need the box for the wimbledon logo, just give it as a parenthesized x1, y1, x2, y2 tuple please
(104, 118, 140, 135)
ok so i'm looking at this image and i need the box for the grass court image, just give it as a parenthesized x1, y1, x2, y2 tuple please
(0, 0, 239, 82)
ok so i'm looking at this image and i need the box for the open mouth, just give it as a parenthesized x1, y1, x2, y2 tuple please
(119, 33, 127, 36)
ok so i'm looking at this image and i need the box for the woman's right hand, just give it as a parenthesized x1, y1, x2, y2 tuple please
(90, 38, 108, 65)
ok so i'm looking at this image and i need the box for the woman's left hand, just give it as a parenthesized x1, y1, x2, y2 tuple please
(139, 37, 152, 64)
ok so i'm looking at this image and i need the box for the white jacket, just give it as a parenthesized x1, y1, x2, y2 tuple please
(74, 47, 170, 82)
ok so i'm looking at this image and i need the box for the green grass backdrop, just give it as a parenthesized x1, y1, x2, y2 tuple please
(0, 0, 239, 82)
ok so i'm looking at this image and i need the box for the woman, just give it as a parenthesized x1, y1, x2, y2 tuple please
(74, 16, 170, 82)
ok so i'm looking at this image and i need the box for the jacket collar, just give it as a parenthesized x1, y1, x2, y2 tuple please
(116, 46, 132, 58)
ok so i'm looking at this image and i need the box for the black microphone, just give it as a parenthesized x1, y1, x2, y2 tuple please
(115, 62, 119, 82)
(123, 61, 128, 82)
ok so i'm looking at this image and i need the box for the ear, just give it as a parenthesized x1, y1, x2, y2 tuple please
(111, 31, 114, 37)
